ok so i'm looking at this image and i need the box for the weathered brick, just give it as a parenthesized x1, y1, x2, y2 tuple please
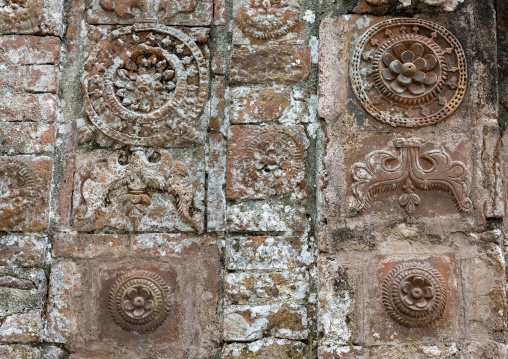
(222, 338, 309, 359)
(0, 234, 47, 267)
(231, 46, 311, 84)
(227, 202, 308, 232)
(224, 304, 308, 341)
(0, 122, 55, 154)
(226, 235, 313, 271)
(210, 77, 226, 132)
(225, 270, 309, 303)
(0, 345, 41, 359)
(44, 261, 81, 344)
(0, 36, 60, 64)
(0, 267, 46, 318)
(0, 309, 42, 343)
(230, 87, 292, 124)
(131, 233, 219, 257)
(52, 234, 129, 259)
(0, 65, 58, 93)
(0, 93, 57, 122)
(207, 134, 226, 231)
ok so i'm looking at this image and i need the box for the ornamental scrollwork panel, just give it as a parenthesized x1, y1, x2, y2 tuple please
(350, 138, 472, 214)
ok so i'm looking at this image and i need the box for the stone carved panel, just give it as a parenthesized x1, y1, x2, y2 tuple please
(109, 270, 172, 333)
(87, 0, 213, 25)
(0, 156, 51, 232)
(72, 148, 204, 233)
(350, 18, 466, 127)
(382, 262, 447, 328)
(83, 24, 209, 147)
(351, 138, 472, 214)
(227, 125, 309, 199)
(236, 0, 300, 40)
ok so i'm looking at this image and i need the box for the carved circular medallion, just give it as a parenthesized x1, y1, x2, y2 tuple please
(238, 0, 300, 40)
(243, 128, 305, 193)
(350, 18, 467, 127)
(382, 262, 447, 328)
(83, 24, 208, 146)
(108, 270, 172, 333)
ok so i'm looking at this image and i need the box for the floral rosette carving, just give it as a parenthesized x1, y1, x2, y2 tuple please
(237, 0, 300, 40)
(83, 24, 208, 146)
(350, 18, 467, 127)
(0, 161, 38, 228)
(382, 262, 447, 328)
(243, 128, 306, 196)
(109, 270, 172, 333)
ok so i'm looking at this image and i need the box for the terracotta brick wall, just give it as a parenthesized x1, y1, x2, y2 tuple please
(0, 0, 507, 358)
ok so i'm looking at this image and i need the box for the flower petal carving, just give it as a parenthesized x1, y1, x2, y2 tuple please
(351, 138, 472, 214)
(382, 262, 447, 328)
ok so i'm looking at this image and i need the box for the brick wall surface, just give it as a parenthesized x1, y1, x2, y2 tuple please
(0, 0, 507, 358)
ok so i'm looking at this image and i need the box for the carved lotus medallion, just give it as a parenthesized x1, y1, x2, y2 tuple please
(382, 262, 447, 327)
(109, 270, 172, 333)
(83, 24, 208, 146)
(350, 18, 467, 127)
(237, 0, 300, 40)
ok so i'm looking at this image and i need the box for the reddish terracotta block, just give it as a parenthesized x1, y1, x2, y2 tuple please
(226, 125, 308, 200)
(0, 35, 60, 64)
(230, 87, 292, 124)
(0, 65, 58, 93)
(48, 241, 220, 357)
(86, 0, 213, 25)
(0, 93, 57, 122)
(0, 156, 52, 232)
(358, 255, 460, 345)
(0, 123, 55, 154)
(231, 46, 311, 84)
(52, 234, 129, 259)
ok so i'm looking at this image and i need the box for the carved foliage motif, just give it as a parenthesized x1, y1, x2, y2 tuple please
(99, 0, 198, 22)
(0, 160, 39, 229)
(350, 18, 467, 127)
(351, 138, 472, 214)
(382, 262, 447, 328)
(74, 149, 203, 233)
(83, 24, 208, 147)
(109, 270, 172, 333)
(237, 0, 300, 40)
